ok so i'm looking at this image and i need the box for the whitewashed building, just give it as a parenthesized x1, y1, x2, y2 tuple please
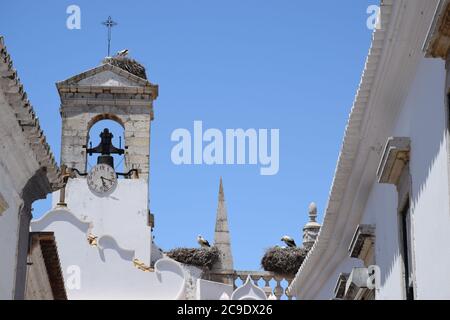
(0, 36, 64, 300)
(288, 0, 450, 300)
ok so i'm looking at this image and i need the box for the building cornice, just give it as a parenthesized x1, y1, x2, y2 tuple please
(0, 36, 61, 190)
(56, 63, 159, 99)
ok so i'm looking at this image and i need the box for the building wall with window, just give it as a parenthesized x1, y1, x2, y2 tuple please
(288, 0, 450, 300)
(370, 56, 449, 299)
(390, 57, 450, 299)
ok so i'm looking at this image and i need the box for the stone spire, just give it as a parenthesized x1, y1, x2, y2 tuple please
(218, 177, 225, 202)
(211, 177, 234, 284)
(302, 202, 321, 250)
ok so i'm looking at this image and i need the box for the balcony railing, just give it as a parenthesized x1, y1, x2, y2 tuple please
(208, 270, 294, 300)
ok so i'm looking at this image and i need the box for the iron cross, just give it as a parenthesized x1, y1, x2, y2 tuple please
(102, 16, 118, 57)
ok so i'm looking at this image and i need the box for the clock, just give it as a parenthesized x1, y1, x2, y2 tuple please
(87, 164, 118, 195)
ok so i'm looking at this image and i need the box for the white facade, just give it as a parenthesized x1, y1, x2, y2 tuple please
(31, 178, 266, 300)
(0, 85, 32, 300)
(0, 37, 60, 300)
(288, 0, 450, 300)
(31, 179, 186, 299)
(28, 59, 191, 299)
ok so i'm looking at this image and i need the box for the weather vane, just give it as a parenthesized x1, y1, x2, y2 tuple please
(102, 16, 117, 57)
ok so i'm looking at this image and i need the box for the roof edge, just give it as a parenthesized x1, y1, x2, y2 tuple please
(56, 63, 154, 88)
(0, 36, 61, 189)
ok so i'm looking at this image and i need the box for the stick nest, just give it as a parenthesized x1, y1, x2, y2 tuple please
(103, 56, 147, 79)
(261, 247, 308, 276)
(166, 247, 220, 269)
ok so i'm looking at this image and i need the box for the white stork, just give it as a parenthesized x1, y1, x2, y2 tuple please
(197, 235, 211, 248)
(117, 49, 129, 57)
(281, 235, 297, 248)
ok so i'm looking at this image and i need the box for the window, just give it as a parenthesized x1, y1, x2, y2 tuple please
(399, 201, 414, 300)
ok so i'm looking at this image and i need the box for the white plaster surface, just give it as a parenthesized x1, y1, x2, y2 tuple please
(31, 179, 188, 299)
(196, 279, 234, 300)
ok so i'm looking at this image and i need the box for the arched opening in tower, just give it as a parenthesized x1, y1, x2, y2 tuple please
(87, 119, 125, 176)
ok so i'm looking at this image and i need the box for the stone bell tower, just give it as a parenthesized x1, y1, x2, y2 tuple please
(30, 55, 162, 299)
(57, 56, 158, 181)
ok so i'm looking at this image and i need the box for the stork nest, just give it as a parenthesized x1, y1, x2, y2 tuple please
(261, 247, 308, 276)
(103, 56, 147, 79)
(166, 247, 220, 269)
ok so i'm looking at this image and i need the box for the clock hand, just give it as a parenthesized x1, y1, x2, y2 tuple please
(101, 176, 114, 183)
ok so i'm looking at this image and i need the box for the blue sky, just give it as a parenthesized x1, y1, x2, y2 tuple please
(0, 0, 375, 271)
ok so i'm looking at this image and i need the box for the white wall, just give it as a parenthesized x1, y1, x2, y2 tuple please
(365, 184, 404, 299)
(196, 279, 234, 300)
(309, 57, 450, 300)
(31, 206, 190, 299)
(0, 90, 20, 300)
(31, 179, 194, 299)
(393, 57, 450, 299)
(0, 89, 41, 300)
(313, 258, 363, 300)
(51, 178, 153, 264)
(0, 170, 20, 300)
(361, 57, 450, 299)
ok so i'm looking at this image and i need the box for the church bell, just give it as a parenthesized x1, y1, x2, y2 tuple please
(97, 155, 115, 168)
(86, 128, 125, 170)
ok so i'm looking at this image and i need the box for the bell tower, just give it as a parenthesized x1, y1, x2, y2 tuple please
(57, 55, 158, 182)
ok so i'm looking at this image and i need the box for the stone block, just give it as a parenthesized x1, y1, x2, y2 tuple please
(127, 137, 150, 146)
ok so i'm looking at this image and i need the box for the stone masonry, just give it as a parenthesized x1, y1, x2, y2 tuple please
(57, 61, 158, 182)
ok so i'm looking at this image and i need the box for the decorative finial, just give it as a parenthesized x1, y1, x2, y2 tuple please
(102, 16, 118, 57)
(308, 202, 317, 222)
(303, 202, 321, 250)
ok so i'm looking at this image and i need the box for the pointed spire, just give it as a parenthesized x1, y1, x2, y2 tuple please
(212, 177, 234, 284)
(219, 177, 224, 202)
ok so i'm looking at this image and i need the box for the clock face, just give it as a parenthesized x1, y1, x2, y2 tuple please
(87, 164, 117, 195)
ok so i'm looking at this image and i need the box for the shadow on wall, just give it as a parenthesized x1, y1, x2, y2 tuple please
(379, 57, 448, 295)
